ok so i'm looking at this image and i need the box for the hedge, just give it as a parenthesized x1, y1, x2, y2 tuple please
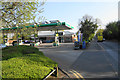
(2, 45, 57, 79)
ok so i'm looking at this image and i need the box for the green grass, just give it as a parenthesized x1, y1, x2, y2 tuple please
(2, 45, 57, 79)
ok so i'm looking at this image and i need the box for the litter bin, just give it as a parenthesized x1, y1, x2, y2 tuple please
(82, 41, 86, 49)
(74, 41, 79, 50)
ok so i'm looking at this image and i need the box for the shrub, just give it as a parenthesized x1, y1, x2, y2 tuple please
(2, 45, 42, 60)
(2, 45, 57, 79)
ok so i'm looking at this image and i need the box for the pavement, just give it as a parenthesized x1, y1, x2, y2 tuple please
(39, 40, 119, 80)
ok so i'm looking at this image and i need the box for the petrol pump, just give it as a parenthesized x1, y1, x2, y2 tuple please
(55, 33, 59, 46)
(53, 30, 59, 46)
(74, 30, 86, 49)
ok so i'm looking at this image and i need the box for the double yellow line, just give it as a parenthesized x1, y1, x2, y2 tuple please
(70, 70, 85, 80)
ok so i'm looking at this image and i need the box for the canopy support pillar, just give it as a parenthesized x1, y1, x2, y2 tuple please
(2, 30, 5, 44)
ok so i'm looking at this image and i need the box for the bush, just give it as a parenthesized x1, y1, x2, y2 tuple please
(2, 45, 57, 79)
(103, 21, 119, 40)
(2, 45, 42, 60)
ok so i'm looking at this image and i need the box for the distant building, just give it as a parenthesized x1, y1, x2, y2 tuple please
(2, 20, 78, 43)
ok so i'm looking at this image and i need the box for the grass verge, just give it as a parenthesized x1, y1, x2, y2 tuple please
(2, 45, 57, 79)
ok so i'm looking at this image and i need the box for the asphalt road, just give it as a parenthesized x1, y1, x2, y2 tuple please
(39, 40, 119, 79)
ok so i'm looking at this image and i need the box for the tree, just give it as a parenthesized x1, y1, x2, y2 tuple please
(1, 1, 45, 27)
(117, 21, 120, 41)
(103, 21, 119, 40)
(78, 15, 99, 40)
(0, 1, 45, 44)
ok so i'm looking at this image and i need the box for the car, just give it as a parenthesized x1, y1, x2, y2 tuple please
(0, 44, 7, 49)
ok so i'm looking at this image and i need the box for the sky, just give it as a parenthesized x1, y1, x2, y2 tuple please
(36, 0, 119, 32)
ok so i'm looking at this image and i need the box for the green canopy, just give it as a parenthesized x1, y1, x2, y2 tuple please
(0, 22, 74, 31)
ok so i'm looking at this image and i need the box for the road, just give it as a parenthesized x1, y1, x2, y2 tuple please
(39, 40, 119, 79)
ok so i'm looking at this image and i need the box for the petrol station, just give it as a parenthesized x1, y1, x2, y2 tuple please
(0, 21, 75, 46)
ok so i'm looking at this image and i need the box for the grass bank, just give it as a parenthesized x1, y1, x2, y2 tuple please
(2, 45, 57, 79)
